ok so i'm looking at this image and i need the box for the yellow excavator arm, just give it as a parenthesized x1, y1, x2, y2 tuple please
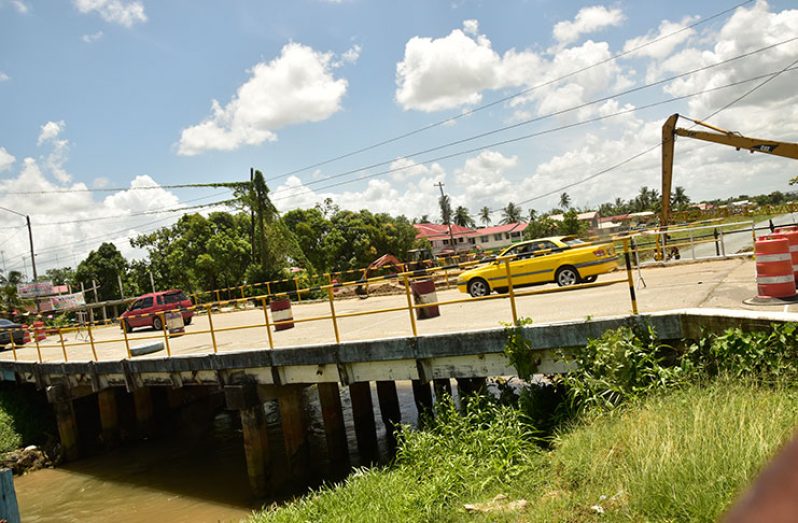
(661, 113, 798, 225)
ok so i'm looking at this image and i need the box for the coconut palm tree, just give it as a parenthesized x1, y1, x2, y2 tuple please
(453, 206, 475, 228)
(559, 192, 571, 209)
(479, 206, 491, 226)
(500, 202, 523, 224)
(671, 186, 691, 211)
(528, 208, 538, 222)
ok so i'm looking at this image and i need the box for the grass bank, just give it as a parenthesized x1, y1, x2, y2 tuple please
(0, 385, 55, 454)
(252, 383, 798, 522)
(251, 322, 798, 522)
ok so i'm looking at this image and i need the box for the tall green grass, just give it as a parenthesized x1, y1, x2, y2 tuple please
(0, 386, 55, 453)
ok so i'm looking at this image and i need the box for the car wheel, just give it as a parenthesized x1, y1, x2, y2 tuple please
(184, 316, 192, 326)
(152, 317, 163, 331)
(555, 266, 580, 287)
(122, 320, 132, 333)
(467, 278, 490, 297)
(582, 275, 597, 284)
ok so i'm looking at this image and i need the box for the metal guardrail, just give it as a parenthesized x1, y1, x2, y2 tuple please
(1, 240, 638, 364)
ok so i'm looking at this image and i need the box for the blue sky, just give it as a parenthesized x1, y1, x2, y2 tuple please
(1, 0, 797, 276)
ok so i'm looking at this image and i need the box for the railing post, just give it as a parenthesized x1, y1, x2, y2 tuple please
(215, 289, 221, 303)
(206, 305, 218, 353)
(720, 229, 726, 257)
(240, 286, 245, 300)
(714, 228, 720, 257)
(266, 281, 272, 296)
(58, 328, 68, 362)
(624, 239, 639, 315)
(9, 329, 17, 361)
(87, 321, 98, 361)
(120, 319, 132, 359)
(327, 286, 341, 344)
(690, 231, 695, 260)
(503, 259, 518, 325)
(260, 297, 274, 350)
(34, 334, 42, 363)
(159, 312, 172, 357)
(294, 277, 301, 302)
(402, 275, 418, 337)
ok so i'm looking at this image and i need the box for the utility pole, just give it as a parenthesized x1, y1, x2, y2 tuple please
(434, 182, 456, 251)
(0, 206, 37, 280)
(250, 167, 255, 260)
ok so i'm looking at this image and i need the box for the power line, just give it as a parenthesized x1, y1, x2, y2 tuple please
(505, 55, 798, 211)
(267, 36, 798, 200)
(1, 181, 245, 196)
(266, 0, 754, 183)
(269, 64, 798, 205)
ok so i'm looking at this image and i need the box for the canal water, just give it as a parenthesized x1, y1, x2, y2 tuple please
(13, 381, 427, 523)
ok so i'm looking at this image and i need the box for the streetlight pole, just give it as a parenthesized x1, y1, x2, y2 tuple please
(0, 206, 37, 281)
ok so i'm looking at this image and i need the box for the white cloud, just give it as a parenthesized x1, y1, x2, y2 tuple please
(37, 120, 65, 146)
(453, 150, 517, 209)
(178, 42, 349, 156)
(0, 72, 8, 82)
(5, 0, 29, 14)
(463, 19, 479, 36)
(622, 16, 698, 60)
(72, 0, 146, 27)
(389, 157, 445, 182)
(0, 147, 15, 171)
(553, 5, 625, 46)
(81, 31, 104, 43)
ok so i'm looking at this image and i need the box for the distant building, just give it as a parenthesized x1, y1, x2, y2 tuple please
(414, 222, 529, 255)
(467, 222, 528, 251)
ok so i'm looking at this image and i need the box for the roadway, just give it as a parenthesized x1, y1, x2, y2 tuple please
(2, 257, 792, 363)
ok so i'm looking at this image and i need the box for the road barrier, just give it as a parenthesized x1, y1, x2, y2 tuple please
(410, 279, 440, 320)
(0, 239, 638, 364)
(769, 230, 798, 283)
(755, 236, 796, 298)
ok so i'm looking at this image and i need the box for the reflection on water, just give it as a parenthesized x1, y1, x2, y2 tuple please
(14, 381, 433, 523)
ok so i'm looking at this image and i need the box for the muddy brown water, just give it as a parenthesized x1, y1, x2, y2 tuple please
(13, 381, 431, 523)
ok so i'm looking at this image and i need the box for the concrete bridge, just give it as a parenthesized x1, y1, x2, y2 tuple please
(1, 307, 794, 496)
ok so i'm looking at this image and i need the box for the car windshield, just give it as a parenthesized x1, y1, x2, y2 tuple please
(562, 237, 584, 246)
(164, 292, 186, 304)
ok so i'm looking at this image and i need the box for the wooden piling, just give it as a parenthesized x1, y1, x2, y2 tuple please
(376, 381, 401, 455)
(132, 387, 155, 438)
(0, 468, 21, 523)
(97, 389, 120, 449)
(54, 399, 79, 461)
(278, 385, 309, 483)
(317, 383, 350, 476)
(240, 405, 270, 497)
(348, 381, 379, 465)
(411, 379, 434, 423)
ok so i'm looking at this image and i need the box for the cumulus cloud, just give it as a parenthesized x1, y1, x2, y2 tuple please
(0, 147, 15, 171)
(37, 121, 65, 146)
(453, 150, 517, 209)
(35, 121, 71, 183)
(178, 43, 349, 156)
(622, 16, 698, 60)
(81, 31, 104, 43)
(72, 0, 146, 27)
(552, 5, 625, 46)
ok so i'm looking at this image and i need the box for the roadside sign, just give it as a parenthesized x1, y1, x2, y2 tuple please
(16, 281, 54, 298)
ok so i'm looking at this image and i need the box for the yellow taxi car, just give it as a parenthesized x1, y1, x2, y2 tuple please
(457, 236, 617, 297)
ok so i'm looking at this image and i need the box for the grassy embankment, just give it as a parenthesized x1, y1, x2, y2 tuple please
(251, 322, 798, 522)
(0, 386, 55, 454)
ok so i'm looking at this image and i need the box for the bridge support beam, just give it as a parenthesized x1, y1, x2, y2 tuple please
(317, 383, 349, 477)
(45, 383, 80, 461)
(132, 387, 155, 439)
(376, 381, 401, 455)
(277, 385, 309, 484)
(225, 383, 270, 497)
(433, 378, 452, 401)
(412, 379, 433, 423)
(349, 381, 378, 465)
(97, 388, 120, 449)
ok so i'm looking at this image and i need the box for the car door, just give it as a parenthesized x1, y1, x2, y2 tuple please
(136, 297, 155, 327)
(522, 240, 560, 284)
(503, 243, 539, 286)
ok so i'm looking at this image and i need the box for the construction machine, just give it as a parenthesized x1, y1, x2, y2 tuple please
(658, 113, 798, 258)
(355, 249, 436, 298)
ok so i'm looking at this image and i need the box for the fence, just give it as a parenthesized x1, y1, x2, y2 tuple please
(0, 239, 638, 364)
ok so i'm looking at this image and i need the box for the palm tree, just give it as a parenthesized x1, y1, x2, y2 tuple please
(671, 186, 691, 211)
(453, 206, 475, 228)
(559, 192, 571, 209)
(500, 202, 523, 224)
(439, 195, 452, 225)
(479, 206, 491, 226)
(0, 270, 26, 314)
(528, 208, 538, 222)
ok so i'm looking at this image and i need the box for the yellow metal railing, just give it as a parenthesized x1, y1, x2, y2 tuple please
(1, 240, 639, 364)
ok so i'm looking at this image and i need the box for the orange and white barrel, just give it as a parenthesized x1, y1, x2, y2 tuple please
(774, 226, 798, 234)
(410, 279, 440, 320)
(755, 236, 796, 298)
(21, 324, 31, 344)
(33, 320, 47, 341)
(769, 231, 798, 283)
(270, 297, 294, 331)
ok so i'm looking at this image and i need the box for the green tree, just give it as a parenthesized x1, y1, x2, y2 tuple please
(453, 206, 475, 228)
(500, 202, 522, 224)
(44, 267, 75, 287)
(523, 216, 558, 239)
(528, 208, 537, 222)
(0, 270, 28, 314)
(439, 194, 453, 225)
(559, 192, 571, 209)
(75, 243, 128, 302)
(671, 186, 691, 211)
(559, 208, 586, 236)
(479, 206, 491, 226)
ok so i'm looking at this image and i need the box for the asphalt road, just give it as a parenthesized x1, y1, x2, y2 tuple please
(3, 257, 792, 364)
(683, 214, 798, 260)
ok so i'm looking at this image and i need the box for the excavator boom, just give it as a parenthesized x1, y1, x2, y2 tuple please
(661, 113, 798, 226)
